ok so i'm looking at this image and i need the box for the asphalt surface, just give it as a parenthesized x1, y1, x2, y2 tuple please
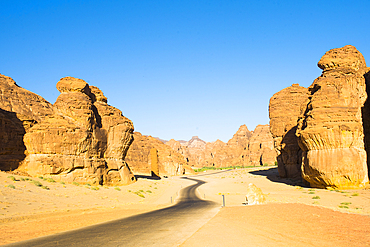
(5, 176, 221, 247)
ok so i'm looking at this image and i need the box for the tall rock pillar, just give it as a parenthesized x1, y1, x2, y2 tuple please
(297, 45, 369, 189)
(269, 84, 309, 178)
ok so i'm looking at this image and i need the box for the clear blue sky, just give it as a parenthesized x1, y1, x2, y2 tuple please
(1, 1, 370, 142)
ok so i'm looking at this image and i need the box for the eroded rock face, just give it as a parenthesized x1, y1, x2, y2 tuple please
(0, 75, 135, 185)
(0, 74, 54, 170)
(242, 125, 276, 167)
(269, 84, 309, 178)
(166, 125, 276, 168)
(126, 132, 194, 176)
(297, 45, 369, 188)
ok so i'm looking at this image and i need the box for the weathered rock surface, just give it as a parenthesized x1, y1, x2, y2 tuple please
(126, 132, 194, 176)
(0, 75, 135, 185)
(166, 125, 276, 168)
(269, 84, 309, 178)
(0, 74, 54, 171)
(296, 45, 369, 189)
(245, 183, 266, 205)
(242, 125, 276, 167)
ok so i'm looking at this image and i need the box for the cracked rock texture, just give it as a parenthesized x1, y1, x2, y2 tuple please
(0, 74, 135, 185)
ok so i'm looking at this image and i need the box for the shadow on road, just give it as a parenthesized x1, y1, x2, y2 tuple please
(249, 167, 308, 187)
(134, 174, 161, 180)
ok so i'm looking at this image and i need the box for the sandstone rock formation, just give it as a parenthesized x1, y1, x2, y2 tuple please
(166, 125, 276, 168)
(0, 74, 135, 185)
(125, 132, 194, 176)
(0, 74, 54, 171)
(269, 84, 309, 178)
(296, 45, 369, 189)
(245, 183, 266, 205)
(242, 125, 276, 167)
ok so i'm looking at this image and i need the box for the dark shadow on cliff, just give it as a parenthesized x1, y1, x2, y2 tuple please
(134, 174, 161, 180)
(362, 71, 370, 181)
(0, 109, 27, 171)
(249, 167, 309, 187)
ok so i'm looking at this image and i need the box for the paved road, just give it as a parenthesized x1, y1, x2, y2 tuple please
(6, 176, 221, 247)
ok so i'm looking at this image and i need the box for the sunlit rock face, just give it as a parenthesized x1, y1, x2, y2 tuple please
(0, 75, 136, 185)
(296, 45, 369, 189)
(165, 125, 276, 169)
(125, 132, 194, 176)
(0, 74, 54, 171)
(269, 84, 309, 178)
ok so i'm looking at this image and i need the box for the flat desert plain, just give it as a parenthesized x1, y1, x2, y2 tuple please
(1, 167, 370, 246)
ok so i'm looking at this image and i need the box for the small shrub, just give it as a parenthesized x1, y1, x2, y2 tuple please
(7, 184, 15, 189)
(308, 189, 315, 191)
(86, 183, 91, 187)
(308, 192, 315, 194)
(351, 193, 359, 196)
(38, 176, 44, 180)
(128, 190, 132, 192)
(41, 185, 50, 190)
(312, 196, 320, 199)
(32, 180, 43, 187)
(339, 205, 349, 209)
(72, 182, 80, 186)
(154, 187, 157, 190)
(114, 187, 121, 191)
(91, 187, 99, 191)
(139, 189, 144, 192)
(24, 177, 30, 181)
(146, 190, 152, 193)
(7, 176, 16, 181)
(138, 193, 145, 198)
(60, 181, 65, 185)
(20, 177, 25, 181)
(340, 202, 352, 205)
(46, 178, 56, 183)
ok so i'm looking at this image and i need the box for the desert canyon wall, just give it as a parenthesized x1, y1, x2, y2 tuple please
(0, 75, 136, 185)
(125, 132, 194, 176)
(270, 45, 370, 189)
(166, 125, 276, 169)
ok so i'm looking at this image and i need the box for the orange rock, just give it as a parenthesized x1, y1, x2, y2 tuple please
(0, 75, 135, 185)
(269, 83, 309, 178)
(166, 125, 276, 169)
(297, 45, 369, 189)
(126, 132, 194, 176)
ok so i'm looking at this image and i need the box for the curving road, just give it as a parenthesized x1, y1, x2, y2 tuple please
(5, 176, 221, 247)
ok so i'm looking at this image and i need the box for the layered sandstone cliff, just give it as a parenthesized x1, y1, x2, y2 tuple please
(0, 75, 135, 185)
(269, 84, 309, 178)
(296, 45, 369, 189)
(126, 132, 194, 176)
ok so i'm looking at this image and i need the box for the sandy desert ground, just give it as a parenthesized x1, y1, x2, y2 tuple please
(1, 167, 370, 246)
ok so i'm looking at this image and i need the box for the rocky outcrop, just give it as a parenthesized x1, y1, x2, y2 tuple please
(296, 45, 369, 189)
(0, 75, 135, 185)
(0, 74, 54, 171)
(269, 84, 309, 178)
(242, 125, 276, 167)
(126, 132, 194, 176)
(166, 125, 276, 168)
